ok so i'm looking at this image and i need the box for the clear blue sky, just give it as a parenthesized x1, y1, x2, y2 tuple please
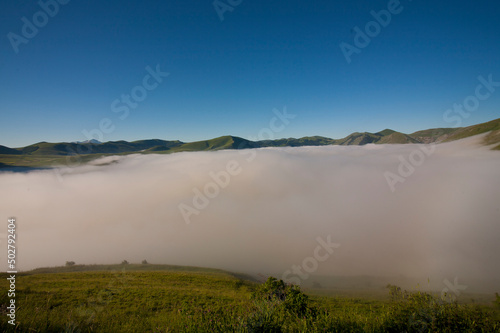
(1, 0, 499, 147)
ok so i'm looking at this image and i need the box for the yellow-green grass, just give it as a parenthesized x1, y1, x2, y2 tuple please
(0, 154, 101, 169)
(444, 118, 500, 143)
(0, 266, 254, 332)
(1, 264, 499, 332)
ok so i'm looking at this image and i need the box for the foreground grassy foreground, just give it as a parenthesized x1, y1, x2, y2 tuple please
(1, 264, 499, 332)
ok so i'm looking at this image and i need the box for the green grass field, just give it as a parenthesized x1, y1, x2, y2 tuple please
(1, 264, 499, 332)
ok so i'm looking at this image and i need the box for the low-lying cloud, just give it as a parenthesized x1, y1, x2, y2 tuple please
(1, 135, 499, 292)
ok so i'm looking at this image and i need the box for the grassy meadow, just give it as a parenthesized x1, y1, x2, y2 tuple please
(1, 264, 499, 332)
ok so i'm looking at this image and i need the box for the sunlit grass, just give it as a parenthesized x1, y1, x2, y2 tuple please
(1, 265, 499, 332)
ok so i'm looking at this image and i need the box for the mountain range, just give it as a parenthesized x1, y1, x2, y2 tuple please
(1, 118, 499, 169)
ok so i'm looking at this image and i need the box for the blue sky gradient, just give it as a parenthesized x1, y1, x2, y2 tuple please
(1, 0, 499, 147)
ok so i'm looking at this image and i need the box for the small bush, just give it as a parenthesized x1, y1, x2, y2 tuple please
(246, 277, 316, 331)
(494, 292, 500, 309)
(382, 286, 497, 332)
(386, 283, 404, 301)
(121, 260, 129, 265)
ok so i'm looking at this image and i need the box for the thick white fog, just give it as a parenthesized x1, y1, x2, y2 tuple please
(1, 134, 499, 292)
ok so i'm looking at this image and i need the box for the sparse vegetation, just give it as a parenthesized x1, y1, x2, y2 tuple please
(0, 265, 499, 332)
(65, 261, 75, 266)
(494, 293, 500, 309)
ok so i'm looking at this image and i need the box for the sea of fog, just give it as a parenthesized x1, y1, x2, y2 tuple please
(1, 135, 499, 293)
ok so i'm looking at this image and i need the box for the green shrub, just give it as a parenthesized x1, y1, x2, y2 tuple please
(382, 286, 498, 332)
(494, 293, 500, 309)
(251, 277, 313, 316)
(1, 270, 498, 332)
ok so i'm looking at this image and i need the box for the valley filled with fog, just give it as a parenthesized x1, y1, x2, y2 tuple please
(1, 135, 499, 293)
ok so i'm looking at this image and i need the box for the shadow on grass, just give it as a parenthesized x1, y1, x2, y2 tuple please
(0, 162, 50, 173)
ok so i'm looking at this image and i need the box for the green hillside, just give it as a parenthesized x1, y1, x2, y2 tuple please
(375, 129, 397, 136)
(336, 132, 381, 145)
(485, 130, 500, 150)
(170, 135, 240, 152)
(22, 140, 183, 156)
(377, 132, 421, 144)
(1, 118, 499, 170)
(1, 263, 498, 332)
(145, 145, 172, 152)
(336, 130, 419, 145)
(25, 263, 241, 276)
(0, 145, 22, 155)
(258, 136, 336, 147)
(410, 127, 461, 143)
(444, 118, 500, 144)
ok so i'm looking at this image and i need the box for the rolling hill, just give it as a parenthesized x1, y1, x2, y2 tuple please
(0, 263, 498, 332)
(0, 145, 22, 155)
(443, 117, 500, 149)
(1, 118, 499, 169)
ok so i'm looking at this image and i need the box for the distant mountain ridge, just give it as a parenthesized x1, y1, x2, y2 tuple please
(72, 139, 102, 144)
(0, 118, 499, 168)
